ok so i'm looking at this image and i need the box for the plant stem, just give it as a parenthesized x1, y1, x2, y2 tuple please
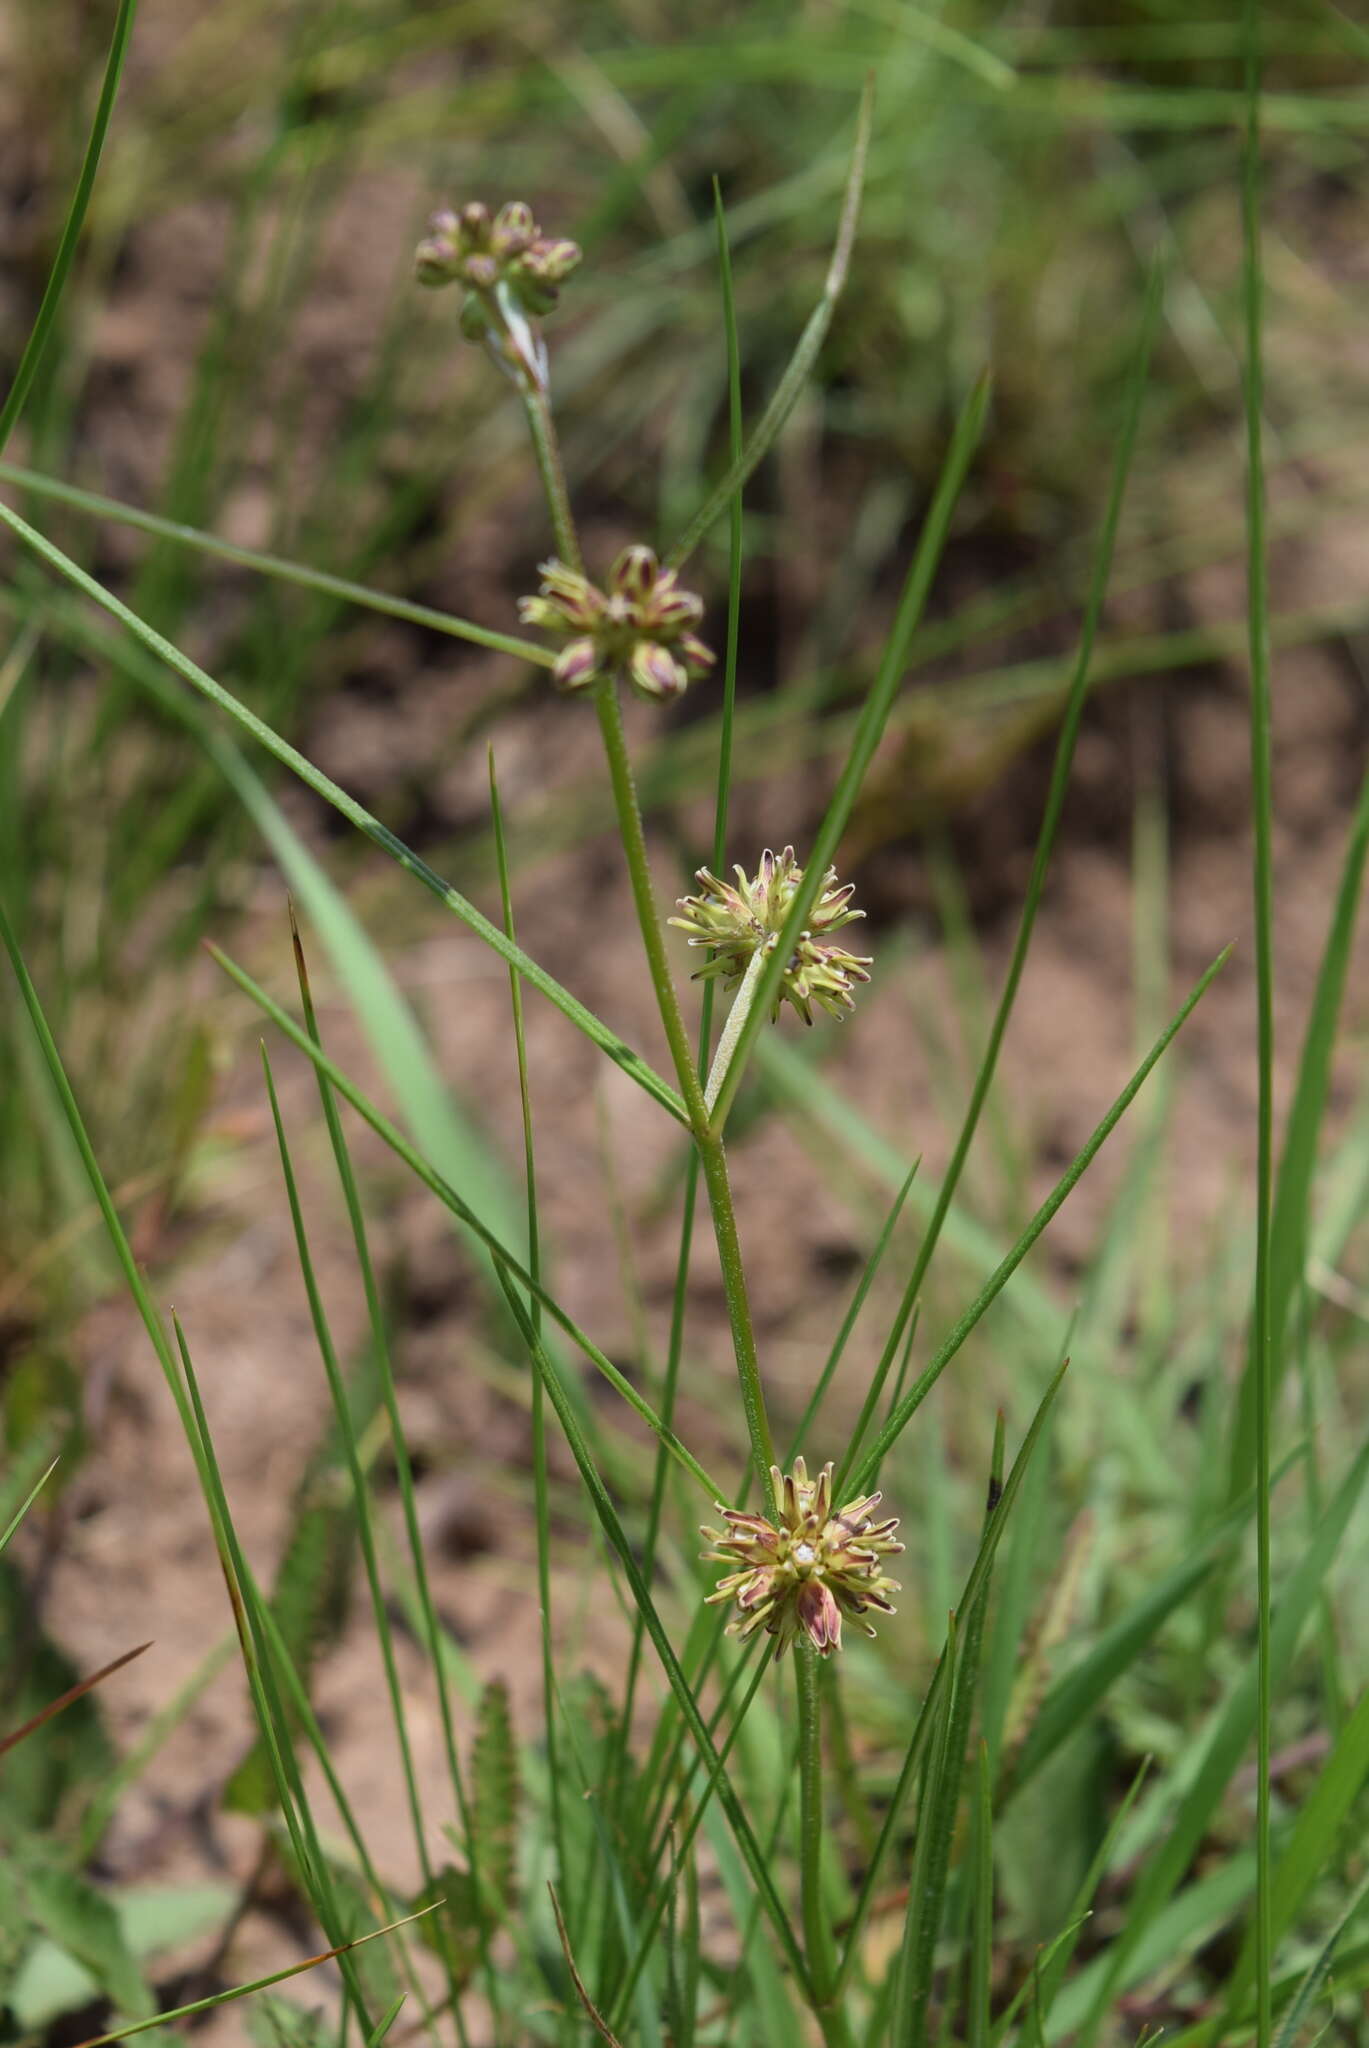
(594, 679, 777, 1491)
(796, 1644, 855, 2048)
(516, 365, 778, 1495)
(705, 945, 769, 1115)
(522, 385, 582, 572)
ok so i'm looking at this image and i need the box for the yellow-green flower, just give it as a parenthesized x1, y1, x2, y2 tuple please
(518, 547, 714, 703)
(701, 1458, 902, 1659)
(670, 846, 871, 1024)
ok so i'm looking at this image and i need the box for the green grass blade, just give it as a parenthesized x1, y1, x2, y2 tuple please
(0, 1457, 59, 1557)
(665, 79, 872, 569)
(0, 0, 139, 454)
(903, 1430, 1007, 2045)
(836, 1361, 1068, 1992)
(1218, 1679, 1369, 2033)
(1000, 1479, 1272, 1801)
(896, 1609, 961, 2043)
(169, 1316, 374, 2033)
(1269, 1868, 1369, 2048)
(206, 940, 723, 1499)
(492, 1268, 814, 2000)
(966, 1742, 993, 2048)
(1024, 1759, 1154, 2038)
(286, 917, 476, 2045)
(787, 1163, 918, 1463)
(708, 372, 991, 1130)
(1240, 11, 1276, 2039)
(64, 1910, 437, 2048)
(0, 496, 685, 1123)
(836, 265, 1162, 1463)
(0, 461, 552, 664)
(1230, 761, 1369, 1490)
(255, 1049, 434, 1867)
(849, 948, 1229, 1493)
(486, 747, 569, 1936)
(1072, 1430, 1369, 2043)
(755, 1033, 1058, 1343)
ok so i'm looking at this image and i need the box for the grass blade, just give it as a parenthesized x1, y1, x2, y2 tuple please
(0, 496, 685, 1123)
(1071, 1429, 1369, 2043)
(0, 460, 552, 664)
(834, 263, 1163, 1467)
(836, 1361, 1068, 1992)
(0, 1457, 59, 1557)
(665, 79, 872, 569)
(0, 0, 139, 454)
(708, 371, 991, 1130)
(206, 939, 723, 1500)
(1240, 9, 1276, 2039)
(850, 947, 1229, 1492)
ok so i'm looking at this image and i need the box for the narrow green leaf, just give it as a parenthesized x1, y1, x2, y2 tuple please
(665, 79, 872, 568)
(966, 1743, 993, 2048)
(0, 0, 139, 453)
(836, 1360, 1068, 1991)
(1220, 1679, 1369, 2031)
(0, 498, 685, 1124)
(0, 460, 554, 664)
(1072, 1429, 1369, 2042)
(709, 371, 991, 1130)
(897, 1610, 961, 2043)
(1270, 1868, 1369, 2048)
(205, 941, 722, 1500)
(850, 948, 1228, 1493)
(0, 1455, 58, 1556)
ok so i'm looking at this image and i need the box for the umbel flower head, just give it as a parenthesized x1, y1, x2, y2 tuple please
(670, 846, 871, 1024)
(518, 547, 715, 703)
(416, 200, 581, 314)
(416, 200, 580, 389)
(702, 1458, 902, 1659)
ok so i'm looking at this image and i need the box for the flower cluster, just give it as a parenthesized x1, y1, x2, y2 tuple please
(416, 200, 581, 315)
(416, 201, 580, 389)
(702, 1458, 902, 1659)
(518, 547, 715, 703)
(670, 846, 871, 1024)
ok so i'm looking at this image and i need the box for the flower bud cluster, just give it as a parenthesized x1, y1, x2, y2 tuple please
(518, 547, 715, 703)
(702, 1458, 903, 1659)
(670, 846, 871, 1024)
(416, 200, 581, 316)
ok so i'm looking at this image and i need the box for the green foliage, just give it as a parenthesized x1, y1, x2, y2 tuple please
(0, 1561, 114, 1834)
(4, 3, 1369, 2044)
(222, 1359, 376, 1816)
(471, 1679, 522, 1918)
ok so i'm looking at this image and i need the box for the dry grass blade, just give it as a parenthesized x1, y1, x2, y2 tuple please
(0, 1639, 152, 1759)
(549, 1885, 628, 2047)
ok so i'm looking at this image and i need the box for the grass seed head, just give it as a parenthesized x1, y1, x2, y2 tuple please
(670, 846, 872, 1023)
(701, 1456, 903, 1658)
(517, 547, 714, 703)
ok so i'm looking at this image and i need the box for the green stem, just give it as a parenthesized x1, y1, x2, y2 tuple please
(705, 945, 769, 1115)
(517, 366, 778, 1497)
(522, 385, 582, 572)
(796, 1645, 855, 2048)
(594, 679, 778, 1492)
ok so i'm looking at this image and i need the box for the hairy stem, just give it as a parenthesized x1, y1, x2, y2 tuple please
(705, 945, 769, 1115)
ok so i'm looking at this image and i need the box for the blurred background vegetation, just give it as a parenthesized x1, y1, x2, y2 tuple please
(3, 0, 1369, 2039)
